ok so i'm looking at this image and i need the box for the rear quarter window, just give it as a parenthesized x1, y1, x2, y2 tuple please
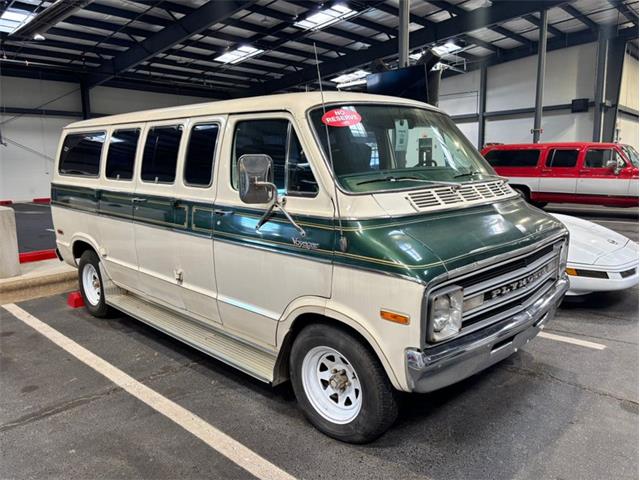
(484, 149, 540, 167)
(58, 132, 106, 177)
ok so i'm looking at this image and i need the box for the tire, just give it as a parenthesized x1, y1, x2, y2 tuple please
(290, 324, 398, 443)
(78, 250, 110, 318)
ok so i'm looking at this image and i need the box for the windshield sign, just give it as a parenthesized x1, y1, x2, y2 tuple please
(310, 104, 495, 193)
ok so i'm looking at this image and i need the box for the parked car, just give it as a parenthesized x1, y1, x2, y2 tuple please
(481, 142, 639, 208)
(52, 92, 569, 443)
(550, 213, 639, 295)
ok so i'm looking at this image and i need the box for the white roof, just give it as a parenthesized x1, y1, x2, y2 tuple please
(65, 92, 439, 130)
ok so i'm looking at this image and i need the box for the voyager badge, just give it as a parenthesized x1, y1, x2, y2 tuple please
(292, 237, 319, 250)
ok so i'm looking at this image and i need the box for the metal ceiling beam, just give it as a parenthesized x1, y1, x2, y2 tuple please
(256, 0, 567, 94)
(523, 13, 565, 38)
(607, 0, 639, 27)
(85, 1, 257, 87)
(561, 4, 599, 31)
(489, 25, 534, 48)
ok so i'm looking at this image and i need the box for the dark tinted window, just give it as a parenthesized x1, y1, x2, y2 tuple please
(59, 132, 105, 176)
(584, 149, 613, 168)
(106, 129, 139, 180)
(233, 120, 288, 190)
(484, 149, 540, 167)
(546, 149, 578, 168)
(184, 123, 219, 186)
(287, 130, 318, 195)
(141, 125, 183, 183)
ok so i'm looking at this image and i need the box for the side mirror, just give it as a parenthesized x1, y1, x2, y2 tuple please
(238, 154, 275, 204)
(605, 159, 621, 175)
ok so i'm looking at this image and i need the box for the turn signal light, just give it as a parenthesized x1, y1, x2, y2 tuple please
(566, 267, 577, 276)
(380, 310, 410, 325)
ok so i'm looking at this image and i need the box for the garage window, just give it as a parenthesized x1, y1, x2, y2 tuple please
(546, 149, 578, 168)
(106, 128, 140, 180)
(484, 149, 540, 167)
(141, 125, 183, 183)
(184, 123, 219, 187)
(58, 132, 106, 177)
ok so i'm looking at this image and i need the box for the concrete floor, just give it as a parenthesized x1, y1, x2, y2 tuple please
(1, 204, 638, 479)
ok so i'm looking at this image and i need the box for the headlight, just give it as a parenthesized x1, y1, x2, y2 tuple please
(429, 286, 463, 342)
(558, 237, 569, 277)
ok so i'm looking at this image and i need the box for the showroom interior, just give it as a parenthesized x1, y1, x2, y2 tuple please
(0, 0, 638, 479)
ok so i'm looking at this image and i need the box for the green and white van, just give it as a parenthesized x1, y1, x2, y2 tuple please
(52, 92, 569, 443)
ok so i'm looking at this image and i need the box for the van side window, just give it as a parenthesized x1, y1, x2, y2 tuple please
(184, 123, 219, 187)
(484, 149, 539, 167)
(141, 125, 183, 183)
(106, 128, 140, 180)
(59, 132, 105, 177)
(546, 149, 578, 168)
(232, 119, 317, 196)
(584, 149, 620, 168)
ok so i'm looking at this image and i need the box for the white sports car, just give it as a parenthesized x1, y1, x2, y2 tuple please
(550, 213, 639, 295)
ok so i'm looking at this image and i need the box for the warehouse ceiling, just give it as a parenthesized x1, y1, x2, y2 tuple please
(0, 0, 638, 99)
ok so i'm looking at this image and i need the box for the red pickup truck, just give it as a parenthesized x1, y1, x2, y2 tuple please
(481, 142, 639, 207)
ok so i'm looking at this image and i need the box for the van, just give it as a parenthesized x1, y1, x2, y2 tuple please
(52, 92, 569, 443)
(481, 142, 639, 208)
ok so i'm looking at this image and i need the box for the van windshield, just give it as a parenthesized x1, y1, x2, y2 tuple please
(309, 104, 494, 193)
(621, 144, 639, 167)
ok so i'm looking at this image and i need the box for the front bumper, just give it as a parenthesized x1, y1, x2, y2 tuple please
(406, 276, 569, 393)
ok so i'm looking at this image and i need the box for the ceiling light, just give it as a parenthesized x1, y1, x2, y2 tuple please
(293, 4, 357, 31)
(409, 51, 424, 61)
(335, 79, 367, 89)
(331, 69, 370, 84)
(431, 41, 462, 56)
(0, 8, 36, 34)
(33, 33, 45, 41)
(214, 46, 264, 65)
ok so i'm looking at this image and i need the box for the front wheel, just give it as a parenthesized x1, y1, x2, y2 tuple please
(290, 324, 398, 443)
(78, 250, 110, 317)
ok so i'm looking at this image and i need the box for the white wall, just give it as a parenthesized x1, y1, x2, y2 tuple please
(0, 77, 209, 201)
(442, 42, 602, 148)
(616, 52, 639, 149)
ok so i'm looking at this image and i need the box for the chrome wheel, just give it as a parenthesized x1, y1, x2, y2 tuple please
(301, 346, 362, 424)
(82, 263, 101, 306)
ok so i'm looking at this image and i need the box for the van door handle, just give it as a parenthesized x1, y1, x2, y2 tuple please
(132, 197, 147, 204)
(214, 209, 233, 216)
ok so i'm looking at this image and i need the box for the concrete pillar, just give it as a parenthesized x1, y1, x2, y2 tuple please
(0, 206, 20, 279)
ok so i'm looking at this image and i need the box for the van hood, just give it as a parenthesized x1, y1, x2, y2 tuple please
(339, 198, 566, 283)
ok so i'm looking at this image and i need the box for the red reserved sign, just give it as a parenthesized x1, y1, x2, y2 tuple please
(321, 108, 362, 127)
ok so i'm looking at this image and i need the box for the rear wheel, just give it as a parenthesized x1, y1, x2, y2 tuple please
(78, 250, 110, 317)
(290, 324, 398, 443)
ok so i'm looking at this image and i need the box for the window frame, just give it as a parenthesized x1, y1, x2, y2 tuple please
(545, 148, 580, 168)
(104, 126, 142, 182)
(484, 148, 541, 168)
(182, 121, 221, 189)
(58, 130, 107, 178)
(230, 116, 319, 198)
(140, 123, 185, 185)
(583, 147, 625, 169)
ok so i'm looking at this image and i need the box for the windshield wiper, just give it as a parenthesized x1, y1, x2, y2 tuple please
(356, 176, 459, 187)
(453, 170, 482, 179)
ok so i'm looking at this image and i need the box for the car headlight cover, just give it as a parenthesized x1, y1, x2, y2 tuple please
(429, 286, 463, 342)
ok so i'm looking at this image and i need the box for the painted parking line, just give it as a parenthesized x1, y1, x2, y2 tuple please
(538, 331, 606, 350)
(2, 303, 296, 480)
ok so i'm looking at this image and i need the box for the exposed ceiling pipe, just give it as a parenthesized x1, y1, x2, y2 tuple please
(9, 0, 95, 40)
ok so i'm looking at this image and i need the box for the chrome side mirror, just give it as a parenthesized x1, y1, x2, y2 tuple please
(238, 154, 276, 204)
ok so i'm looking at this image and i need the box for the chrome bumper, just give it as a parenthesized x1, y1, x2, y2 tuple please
(406, 275, 569, 393)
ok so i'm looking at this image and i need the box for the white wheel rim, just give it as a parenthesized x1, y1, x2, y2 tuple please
(82, 263, 101, 306)
(301, 346, 362, 424)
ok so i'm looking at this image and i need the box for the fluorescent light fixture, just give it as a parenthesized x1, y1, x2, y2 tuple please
(409, 51, 424, 61)
(0, 8, 36, 34)
(432, 41, 462, 56)
(293, 4, 357, 31)
(33, 33, 45, 41)
(331, 69, 370, 84)
(214, 46, 264, 65)
(336, 79, 367, 89)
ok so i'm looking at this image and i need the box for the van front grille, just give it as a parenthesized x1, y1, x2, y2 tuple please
(407, 180, 516, 212)
(426, 238, 565, 344)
